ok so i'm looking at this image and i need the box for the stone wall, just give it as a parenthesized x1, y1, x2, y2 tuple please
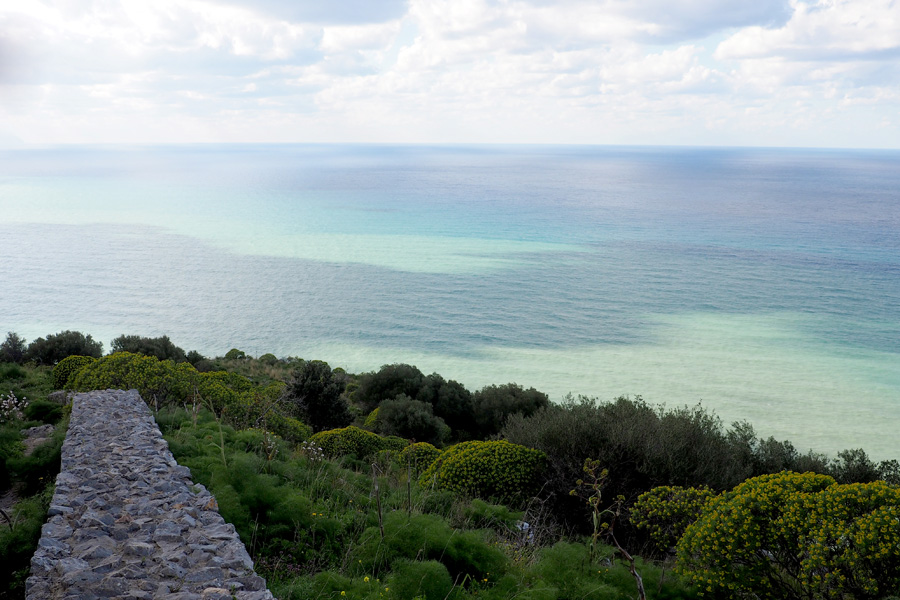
(27, 389, 276, 600)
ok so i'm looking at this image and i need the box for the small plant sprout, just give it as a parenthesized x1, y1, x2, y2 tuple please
(571, 458, 646, 600)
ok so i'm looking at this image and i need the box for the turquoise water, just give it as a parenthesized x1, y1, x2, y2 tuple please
(1, 145, 898, 459)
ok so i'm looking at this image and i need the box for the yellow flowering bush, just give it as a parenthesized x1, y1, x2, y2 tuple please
(418, 440, 545, 506)
(309, 426, 408, 459)
(786, 480, 900, 599)
(630, 485, 715, 553)
(398, 442, 442, 475)
(363, 407, 381, 432)
(676, 471, 900, 600)
(70, 351, 310, 442)
(52, 355, 96, 389)
(71, 351, 193, 405)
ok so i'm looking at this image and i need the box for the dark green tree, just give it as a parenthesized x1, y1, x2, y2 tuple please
(472, 382, 549, 438)
(284, 360, 351, 432)
(185, 350, 207, 365)
(830, 448, 880, 484)
(416, 373, 475, 440)
(24, 330, 102, 365)
(378, 395, 449, 446)
(353, 363, 425, 413)
(111, 334, 187, 362)
(0, 332, 26, 364)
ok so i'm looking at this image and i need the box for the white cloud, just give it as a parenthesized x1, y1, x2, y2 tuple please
(717, 0, 900, 60)
(203, 0, 409, 25)
(0, 0, 898, 147)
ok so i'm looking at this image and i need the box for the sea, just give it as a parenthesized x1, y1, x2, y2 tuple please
(1, 144, 898, 460)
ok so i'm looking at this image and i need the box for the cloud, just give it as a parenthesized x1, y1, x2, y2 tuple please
(205, 0, 409, 25)
(716, 0, 900, 61)
(1, 0, 898, 147)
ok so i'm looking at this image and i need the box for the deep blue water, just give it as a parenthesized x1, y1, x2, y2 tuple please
(1, 145, 898, 458)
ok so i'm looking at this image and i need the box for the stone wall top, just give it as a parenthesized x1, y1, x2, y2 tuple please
(27, 389, 276, 600)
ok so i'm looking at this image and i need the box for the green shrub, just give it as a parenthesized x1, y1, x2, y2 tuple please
(0, 363, 26, 382)
(71, 352, 193, 407)
(7, 414, 67, 497)
(259, 411, 311, 444)
(363, 407, 381, 432)
(399, 442, 441, 475)
(23, 399, 62, 424)
(25, 330, 103, 365)
(225, 348, 246, 360)
(533, 542, 613, 599)
(630, 485, 714, 553)
(258, 353, 278, 366)
(0, 485, 53, 599)
(472, 383, 549, 438)
(787, 481, 900, 598)
(377, 396, 449, 447)
(52, 355, 96, 389)
(381, 435, 410, 452)
(501, 395, 776, 532)
(386, 560, 453, 600)
(676, 471, 837, 598)
(350, 511, 506, 580)
(353, 364, 425, 413)
(416, 373, 475, 441)
(829, 448, 881, 484)
(111, 334, 187, 362)
(419, 440, 545, 506)
(0, 426, 24, 491)
(309, 426, 403, 460)
(464, 498, 523, 531)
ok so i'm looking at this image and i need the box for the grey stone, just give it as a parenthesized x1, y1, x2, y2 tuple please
(56, 557, 90, 575)
(124, 541, 155, 557)
(26, 390, 274, 600)
(48, 504, 74, 516)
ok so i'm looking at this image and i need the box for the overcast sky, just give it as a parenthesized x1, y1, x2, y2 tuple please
(0, 0, 898, 147)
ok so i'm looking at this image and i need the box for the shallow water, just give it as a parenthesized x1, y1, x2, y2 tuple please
(1, 144, 898, 459)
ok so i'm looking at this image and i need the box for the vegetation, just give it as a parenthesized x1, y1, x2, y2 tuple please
(420, 440, 546, 506)
(2, 329, 898, 600)
(160, 408, 699, 600)
(0, 333, 26, 365)
(52, 354, 96, 389)
(309, 426, 407, 460)
(110, 334, 192, 363)
(283, 360, 352, 433)
(24, 330, 103, 365)
(675, 472, 900, 599)
(0, 362, 63, 599)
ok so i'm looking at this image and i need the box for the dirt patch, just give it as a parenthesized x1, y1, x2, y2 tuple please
(21, 424, 55, 455)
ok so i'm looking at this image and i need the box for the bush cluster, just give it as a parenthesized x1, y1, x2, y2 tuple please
(52, 355, 96, 389)
(110, 334, 192, 363)
(309, 426, 409, 460)
(398, 442, 442, 475)
(353, 364, 550, 443)
(629, 485, 715, 553)
(349, 511, 507, 580)
(377, 396, 450, 446)
(419, 440, 546, 506)
(71, 352, 310, 442)
(25, 330, 103, 365)
(676, 471, 900, 599)
(501, 395, 896, 541)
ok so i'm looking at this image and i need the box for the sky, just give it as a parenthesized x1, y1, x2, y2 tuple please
(0, 0, 898, 148)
